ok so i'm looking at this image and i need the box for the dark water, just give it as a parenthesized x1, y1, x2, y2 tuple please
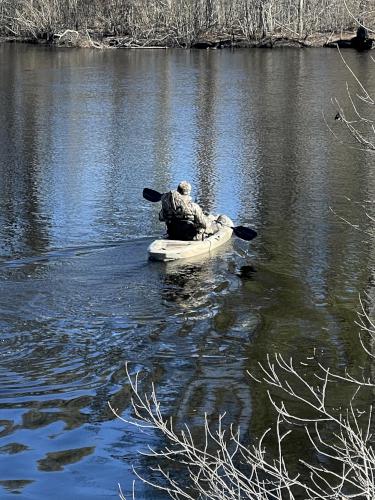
(0, 44, 374, 498)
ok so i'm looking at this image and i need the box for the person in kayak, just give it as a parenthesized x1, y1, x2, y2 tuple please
(159, 181, 224, 241)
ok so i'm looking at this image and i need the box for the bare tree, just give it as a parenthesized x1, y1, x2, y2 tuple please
(330, 48, 375, 152)
(110, 304, 375, 500)
(0, 0, 372, 45)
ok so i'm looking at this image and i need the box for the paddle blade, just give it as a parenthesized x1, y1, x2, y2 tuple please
(232, 226, 257, 241)
(143, 188, 162, 202)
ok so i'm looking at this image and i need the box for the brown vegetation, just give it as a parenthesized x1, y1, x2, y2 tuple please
(0, 0, 373, 48)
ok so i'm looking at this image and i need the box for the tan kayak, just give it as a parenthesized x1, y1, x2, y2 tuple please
(148, 216, 233, 262)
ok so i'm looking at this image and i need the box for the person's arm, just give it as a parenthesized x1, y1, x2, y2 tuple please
(191, 202, 208, 229)
(159, 193, 170, 222)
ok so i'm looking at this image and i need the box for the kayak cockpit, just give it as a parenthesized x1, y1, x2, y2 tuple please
(148, 216, 233, 262)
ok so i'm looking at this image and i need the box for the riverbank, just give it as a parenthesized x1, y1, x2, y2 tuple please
(1, 30, 372, 50)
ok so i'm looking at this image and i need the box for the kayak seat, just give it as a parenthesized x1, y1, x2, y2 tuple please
(166, 220, 199, 241)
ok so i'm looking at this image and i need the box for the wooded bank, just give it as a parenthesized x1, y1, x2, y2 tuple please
(0, 0, 373, 48)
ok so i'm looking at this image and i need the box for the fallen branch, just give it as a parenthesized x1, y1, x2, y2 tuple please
(54, 29, 79, 38)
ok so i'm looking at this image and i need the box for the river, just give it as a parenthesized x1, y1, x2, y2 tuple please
(0, 44, 374, 498)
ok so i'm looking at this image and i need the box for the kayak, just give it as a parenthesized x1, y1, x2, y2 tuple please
(148, 216, 233, 262)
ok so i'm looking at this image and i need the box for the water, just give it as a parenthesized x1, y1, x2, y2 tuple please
(0, 44, 374, 498)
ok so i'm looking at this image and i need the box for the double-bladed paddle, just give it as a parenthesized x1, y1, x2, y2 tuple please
(143, 188, 163, 202)
(142, 188, 257, 241)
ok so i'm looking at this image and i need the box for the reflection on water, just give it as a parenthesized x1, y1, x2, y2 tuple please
(0, 44, 374, 499)
(0, 480, 34, 494)
(38, 446, 95, 472)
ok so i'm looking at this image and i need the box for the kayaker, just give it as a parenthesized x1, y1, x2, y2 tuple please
(159, 181, 223, 241)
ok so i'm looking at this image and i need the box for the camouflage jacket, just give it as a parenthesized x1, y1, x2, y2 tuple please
(159, 191, 208, 230)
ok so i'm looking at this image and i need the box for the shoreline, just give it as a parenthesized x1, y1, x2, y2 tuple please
(1, 31, 373, 50)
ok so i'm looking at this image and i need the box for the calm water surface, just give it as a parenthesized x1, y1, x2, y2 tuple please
(0, 44, 374, 498)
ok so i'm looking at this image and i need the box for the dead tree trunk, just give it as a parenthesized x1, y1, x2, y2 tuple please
(298, 0, 304, 35)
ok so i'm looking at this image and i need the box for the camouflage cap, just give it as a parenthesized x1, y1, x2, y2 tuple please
(177, 181, 192, 195)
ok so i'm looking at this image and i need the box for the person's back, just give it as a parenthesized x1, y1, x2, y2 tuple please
(159, 181, 221, 241)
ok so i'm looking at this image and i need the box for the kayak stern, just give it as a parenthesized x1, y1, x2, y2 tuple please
(148, 216, 233, 262)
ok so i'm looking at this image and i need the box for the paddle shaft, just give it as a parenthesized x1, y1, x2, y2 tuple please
(142, 188, 257, 241)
